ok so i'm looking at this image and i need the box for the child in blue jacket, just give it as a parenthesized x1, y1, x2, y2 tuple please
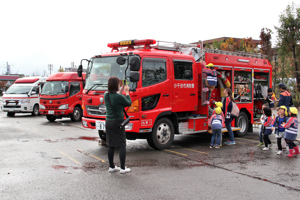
(209, 107, 224, 149)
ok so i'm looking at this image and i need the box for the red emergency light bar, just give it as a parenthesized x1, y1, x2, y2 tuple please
(15, 78, 40, 83)
(107, 39, 156, 51)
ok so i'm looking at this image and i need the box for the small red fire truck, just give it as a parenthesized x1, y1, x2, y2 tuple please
(77, 39, 272, 150)
(39, 72, 86, 122)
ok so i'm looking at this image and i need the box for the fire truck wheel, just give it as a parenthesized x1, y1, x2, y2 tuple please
(147, 118, 174, 150)
(32, 104, 39, 116)
(7, 112, 15, 117)
(235, 112, 248, 137)
(71, 107, 82, 122)
(46, 115, 56, 122)
(98, 130, 106, 142)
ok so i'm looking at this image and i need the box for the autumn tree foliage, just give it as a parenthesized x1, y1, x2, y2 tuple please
(58, 66, 64, 72)
(218, 37, 258, 53)
(275, 3, 300, 92)
(259, 28, 273, 62)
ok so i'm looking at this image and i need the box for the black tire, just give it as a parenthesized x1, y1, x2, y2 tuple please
(7, 112, 15, 117)
(32, 104, 39, 116)
(46, 115, 56, 122)
(98, 130, 106, 142)
(235, 111, 249, 137)
(70, 107, 82, 122)
(147, 117, 174, 150)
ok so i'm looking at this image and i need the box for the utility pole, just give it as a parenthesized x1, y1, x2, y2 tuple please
(48, 64, 53, 74)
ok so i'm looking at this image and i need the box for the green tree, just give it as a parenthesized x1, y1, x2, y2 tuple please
(275, 3, 300, 92)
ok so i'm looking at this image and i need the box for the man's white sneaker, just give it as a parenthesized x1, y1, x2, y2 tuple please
(262, 147, 269, 151)
(277, 150, 283, 155)
(120, 167, 131, 174)
(108, 166, 120, 173)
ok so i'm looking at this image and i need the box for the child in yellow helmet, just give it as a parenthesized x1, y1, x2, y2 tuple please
(271, 106, 288, 155)
(203, 63, 217, 104)
(282, 107, 299, 157)
(209, 107, 224, 149)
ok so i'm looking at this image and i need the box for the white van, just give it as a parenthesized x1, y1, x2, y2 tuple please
(1, 77, 47, 117)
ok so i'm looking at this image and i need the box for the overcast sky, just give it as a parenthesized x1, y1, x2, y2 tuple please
(0, 0, 299, 76)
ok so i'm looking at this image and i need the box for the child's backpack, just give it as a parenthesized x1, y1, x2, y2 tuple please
(231, 101, 240, 117)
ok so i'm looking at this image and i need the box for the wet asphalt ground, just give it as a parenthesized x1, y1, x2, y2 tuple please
(1, 108, 300, 199)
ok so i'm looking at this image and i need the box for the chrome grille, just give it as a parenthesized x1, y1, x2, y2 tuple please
(86, 104, 106, 116)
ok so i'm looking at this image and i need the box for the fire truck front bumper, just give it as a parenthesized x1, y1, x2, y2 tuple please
(81, 117, 145, 133)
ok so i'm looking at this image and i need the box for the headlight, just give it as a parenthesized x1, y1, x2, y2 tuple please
(58, 104, 69, 110)
(82, 120, 88, 127)
(39, 104, 45, 109)
(19, 99, 30, 104)
(125, 123, 133, 130)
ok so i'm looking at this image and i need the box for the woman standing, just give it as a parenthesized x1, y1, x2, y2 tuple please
(105, 77, 132, 174)
(222, 88, 236, 145)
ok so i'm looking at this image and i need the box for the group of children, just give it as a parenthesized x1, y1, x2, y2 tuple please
(208, 88, 299, 158)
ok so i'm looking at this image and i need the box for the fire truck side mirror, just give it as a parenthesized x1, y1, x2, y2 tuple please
(129, 71, 140, 82)
(116, 56, 126, 65)
(77, 65, 83, 77)
(65, 86, 69, 93)
(129, 57, 140, 71)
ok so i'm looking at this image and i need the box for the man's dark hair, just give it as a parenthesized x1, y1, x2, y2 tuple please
(267, 88, 273, 93)
(263, 107, 272, 117)
(108, 77, 119, 93)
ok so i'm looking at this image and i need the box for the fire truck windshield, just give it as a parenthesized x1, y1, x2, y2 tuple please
(84, 56, 132, 91)
(41, 81, 69, 95)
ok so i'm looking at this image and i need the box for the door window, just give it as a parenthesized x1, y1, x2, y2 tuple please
(174, 61, 193, 80)
(142, 58, 167, 87)
(69, 82, 80, 97)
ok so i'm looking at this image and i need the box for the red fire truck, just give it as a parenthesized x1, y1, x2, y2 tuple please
(39, 72, 86, 122)
(77, 39, 272, 150)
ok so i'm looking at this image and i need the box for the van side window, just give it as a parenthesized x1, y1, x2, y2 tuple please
(69, 82, 80, 97)
(33, 86, 39, 94)
(174, 61, 193, 80)
(142, 58, 167, 87)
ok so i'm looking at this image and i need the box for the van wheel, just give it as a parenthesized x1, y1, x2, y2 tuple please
(7, 112, 15, 117)
(98, 130, 106, 142)
(47, 115, 56, 122)
(71, 107, 82, 122)
(147, 118, 174, 150)
(235, 112, 248, 137)
(32, 104, 39, 116)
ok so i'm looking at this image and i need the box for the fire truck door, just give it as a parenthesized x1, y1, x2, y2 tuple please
(139, 57, 171, 121)
(172, 60, 197, 112)
(69, 82, 81, 109)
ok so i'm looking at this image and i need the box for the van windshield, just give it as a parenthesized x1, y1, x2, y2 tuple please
(5, 85, 32, 94)
(84, 56, 133, 91)
(41, 81, 69, 95)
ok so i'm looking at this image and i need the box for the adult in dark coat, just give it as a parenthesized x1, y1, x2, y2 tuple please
(105, 77, 131, 174)
(278, 83, 292, 111)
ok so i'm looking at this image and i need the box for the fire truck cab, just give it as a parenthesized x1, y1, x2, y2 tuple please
(39, 72, 86, 122)
(78, 39, 272, 150)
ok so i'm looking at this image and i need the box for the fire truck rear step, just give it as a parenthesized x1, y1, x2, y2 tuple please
(207, 127, 241, 134)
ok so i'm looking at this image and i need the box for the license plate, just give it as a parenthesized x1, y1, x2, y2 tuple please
(9, 109, 14, 112)
(48, 111, 54, 114)
(96, 121, 106, 130)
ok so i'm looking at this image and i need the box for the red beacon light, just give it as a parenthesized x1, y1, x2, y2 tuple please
(107, 39, 156, 51)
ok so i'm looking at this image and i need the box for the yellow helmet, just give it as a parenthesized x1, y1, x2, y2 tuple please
(279, 105, 288, 116)
(215, 107, 222, 115)
(290, 107, 298, 115)
(215, 102, 223, 108)
(206, 63, 214, 67)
